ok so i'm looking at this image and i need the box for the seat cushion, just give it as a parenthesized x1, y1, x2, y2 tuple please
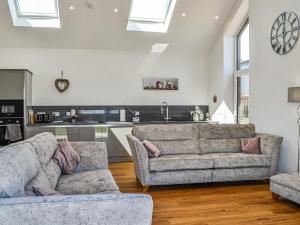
(203, 153, 270, 169)
(271, 173, 300, 192)
(56, 170, 120, 195)
(149, 154, 213, 172)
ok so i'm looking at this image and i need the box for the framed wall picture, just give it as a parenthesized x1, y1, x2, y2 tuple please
(143, 78, 178, 90)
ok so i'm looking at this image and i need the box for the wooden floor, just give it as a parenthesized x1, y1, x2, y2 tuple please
(110, 162, 300, 225)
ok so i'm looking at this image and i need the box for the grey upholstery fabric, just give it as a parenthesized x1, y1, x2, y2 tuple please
(256, 133, 283, 176)
(151, 140, 199, 155)
(127, 134, 150, 185)
(128, 124, 283, 187)
(271, 174, 300, 204)
(0, 194, 153, 225)
(212, 168, 270, 182)
(25, 170, 52, 196)
(150, 154, 213, 172)
(56, 170, 120, 195)
(0, 143, 39, 198)
(26, 132, 58, 167)
(43, 159, 61, 189)
(72, 142, 108, 172)
(150, 170, 213, 185)
(133, 124, 196, 141)
(203, 153, 271, 169)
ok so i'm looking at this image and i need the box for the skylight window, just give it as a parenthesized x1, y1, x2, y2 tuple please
(8, 0, 61, 28)
(127, 0, 177, 33)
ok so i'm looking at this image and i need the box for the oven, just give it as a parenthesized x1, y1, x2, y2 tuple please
(0, 100, 24, 146)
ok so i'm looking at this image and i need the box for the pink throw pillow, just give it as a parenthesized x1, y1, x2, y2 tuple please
(241, 137, 261, 154)
(143, 140, 160, 158)
(53, 139, 80, 174)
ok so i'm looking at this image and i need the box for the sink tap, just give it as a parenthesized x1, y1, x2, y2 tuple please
(161, 102, 172, 121)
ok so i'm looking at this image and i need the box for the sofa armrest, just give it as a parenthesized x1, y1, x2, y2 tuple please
(256, 133, 283, 176)
(126, 134, 150, 185)
(0, 194, 153, 225)
(70, 142, 108, 171)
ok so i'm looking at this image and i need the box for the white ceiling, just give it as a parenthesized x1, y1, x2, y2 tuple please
(0, 0, 238, 54)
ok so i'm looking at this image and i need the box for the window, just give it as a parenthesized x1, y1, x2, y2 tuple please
(127, 0, 177, 33)
(8, 0, 60, 28)
(237, 20, 249, 70)
(234, 19, 250, 124)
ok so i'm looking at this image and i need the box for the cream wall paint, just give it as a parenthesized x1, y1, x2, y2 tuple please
(249, 0, 300, 172)
(0, 48, 209, 106)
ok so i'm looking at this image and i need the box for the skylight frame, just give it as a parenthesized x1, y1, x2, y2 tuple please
(7, 0, 61, 28)
(129, 0, 173, 23)
(14, 0, 59, 19)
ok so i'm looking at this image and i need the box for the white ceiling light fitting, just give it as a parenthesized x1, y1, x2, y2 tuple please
(114, 8, 118, 13)
(181, 13, 186, 17)
(214, 16, 219, 20)
(70, 6, 75, 10)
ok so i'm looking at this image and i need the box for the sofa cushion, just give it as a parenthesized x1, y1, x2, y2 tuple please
(0, 142, 39, 198)
(132, 124, 197, 141)
(203, 153, 270, 169)
(26, 132, 58, 167)
(149, 154, 213, 172)
(271, 173, 300, 192)
(43, 159, 61, 189)
(199, 124, 255, 154)
(151, 140, 199, 155)
(56, 170, 120, 195)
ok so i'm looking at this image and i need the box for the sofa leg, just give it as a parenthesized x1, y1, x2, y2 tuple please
(272, 193, 280, 200)
(142, 186, 150, 192)
(136, 176, 139, 182)
(265, 179, 270, 184)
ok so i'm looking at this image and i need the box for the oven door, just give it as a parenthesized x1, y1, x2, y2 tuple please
(0, 100, 24, 118)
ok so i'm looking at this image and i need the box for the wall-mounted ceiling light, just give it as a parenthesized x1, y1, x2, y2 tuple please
(181, 13, 186, 17)
(70, 6, 75, 10)
(214, 16, 219, 20)
(114, 8, 118, 13)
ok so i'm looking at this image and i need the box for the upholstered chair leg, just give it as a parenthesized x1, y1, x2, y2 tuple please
(142, 186, 150, 192)
(272, 193, 280, 200)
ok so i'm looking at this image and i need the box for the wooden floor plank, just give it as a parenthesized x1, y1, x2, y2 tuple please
(110, 162, 300, 225)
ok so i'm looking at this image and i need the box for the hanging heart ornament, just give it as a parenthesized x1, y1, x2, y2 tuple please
(55, 71, 70, 93)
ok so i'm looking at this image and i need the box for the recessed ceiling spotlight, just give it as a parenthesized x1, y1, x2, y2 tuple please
(114, 8, 118, 13)
(70, 6, 75, 10)
(214, 16, 219, 20)
(181, 13, 187, 17)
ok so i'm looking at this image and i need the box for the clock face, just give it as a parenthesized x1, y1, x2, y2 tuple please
(271, 11, 300, 55)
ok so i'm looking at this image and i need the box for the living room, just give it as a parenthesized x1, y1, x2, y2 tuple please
(0, 0, 299, 224)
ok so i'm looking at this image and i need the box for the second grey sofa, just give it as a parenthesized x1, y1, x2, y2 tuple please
(0, 132, 153, 225)
(127, 124, 283, 191)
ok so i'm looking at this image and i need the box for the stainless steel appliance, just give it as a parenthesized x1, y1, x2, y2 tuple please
(0, 100, 24, 146)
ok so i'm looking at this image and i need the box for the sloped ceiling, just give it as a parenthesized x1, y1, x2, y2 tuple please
(0, 0, 238, 54)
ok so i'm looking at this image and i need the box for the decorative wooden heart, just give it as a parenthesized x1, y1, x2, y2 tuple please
(55, 71, 70, 93)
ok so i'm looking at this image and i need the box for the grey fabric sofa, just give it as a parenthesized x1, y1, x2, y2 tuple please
(0, 132, 153, 225)
(271, 173, 300, 204)
(127, 124, 283, 191)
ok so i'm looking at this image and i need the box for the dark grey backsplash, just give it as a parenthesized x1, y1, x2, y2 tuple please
(29, 105, 209, 123)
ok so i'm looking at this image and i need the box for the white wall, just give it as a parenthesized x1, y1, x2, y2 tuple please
(0, 48, 209, 106)
(249, 0, 300, 172)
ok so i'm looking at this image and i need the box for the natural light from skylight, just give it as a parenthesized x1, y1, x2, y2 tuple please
(8, 0, 60, 28)
(127, 0, 177, 33)
(16, 0, 58, 17)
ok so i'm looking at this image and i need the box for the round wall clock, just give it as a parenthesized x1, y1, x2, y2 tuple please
(271, 11, 300, 55)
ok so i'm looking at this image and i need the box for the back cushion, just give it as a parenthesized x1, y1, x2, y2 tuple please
(0, 142, 39, 198)
(199, 124, 255, 154)
(133, 124, 199, 155)
(26, 132, 58, 168)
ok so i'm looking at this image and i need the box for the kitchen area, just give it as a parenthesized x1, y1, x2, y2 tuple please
(0, 69, 211, 162)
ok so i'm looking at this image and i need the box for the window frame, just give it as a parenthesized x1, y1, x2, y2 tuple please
(236, 18, 249, 71)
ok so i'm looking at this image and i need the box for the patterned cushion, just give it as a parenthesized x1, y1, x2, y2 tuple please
(43, 159, 61, 189)
(56, 170, 120, 195)
(271, 173, 300, 192)
(26, 132, 58, 167)
(149, 154, 213, 172)
(0, 142, 40, 198)
(203, 153, 270, 169)
(132, 124, 197, 141)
